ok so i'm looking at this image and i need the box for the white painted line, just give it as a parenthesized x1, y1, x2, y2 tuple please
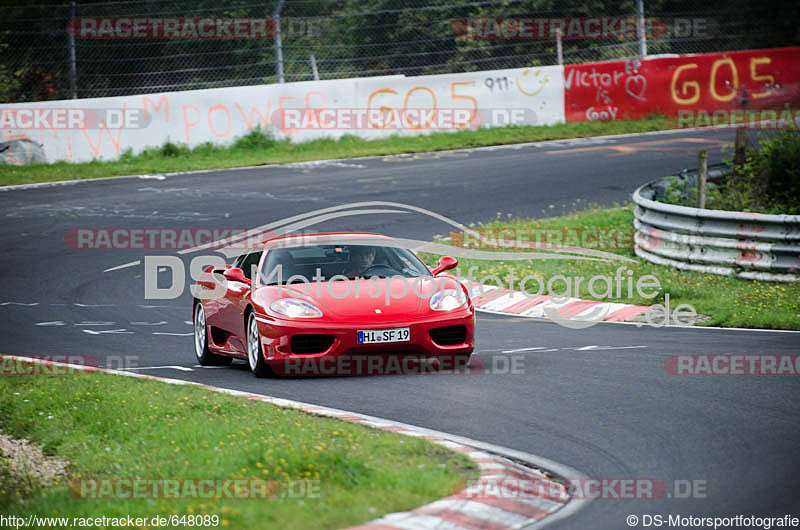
(82, 328, 133, 335)
(501, 347, 548, 354)
(500, 344, 648, 354)
(122, 365, 194, 372)
(152, 332, 193, 337)
(476, 461, 508, 471)
(570, 345, 647, 351)
(391, 430, 426, 437)
(360, 420, 405, 430)
(104, 261, 140, 272)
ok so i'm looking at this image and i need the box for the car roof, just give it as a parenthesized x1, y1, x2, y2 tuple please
(217, 232, 397, 259)
(263, 232, 393, 249)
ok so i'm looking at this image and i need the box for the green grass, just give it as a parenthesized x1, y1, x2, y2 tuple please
(421, 205, 800, 330)
(0, 364, 477, 529)
(0, 116, 678, 187)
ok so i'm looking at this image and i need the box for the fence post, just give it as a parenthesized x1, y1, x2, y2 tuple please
(636, 0, 647, 59)
(555, 28, 563, 65)
(310, 54, 319, 81)
(274, 0, 285, 83)
(69, 1, 78, 98)
(696, 150, 707, 209)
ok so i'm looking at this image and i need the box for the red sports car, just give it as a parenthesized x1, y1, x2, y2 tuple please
(192, 232, 475, 377)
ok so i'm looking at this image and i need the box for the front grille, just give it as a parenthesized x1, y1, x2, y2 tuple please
(429, 325, 467, 346)
(291, 334, 335, 354)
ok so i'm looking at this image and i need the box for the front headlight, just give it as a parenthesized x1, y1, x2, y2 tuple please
(429, 288, 466, 311)
(270, 298, 323, 318)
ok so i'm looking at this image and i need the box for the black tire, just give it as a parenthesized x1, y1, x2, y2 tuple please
(193, 302, 232, 366)
(246, 312, 272, 378)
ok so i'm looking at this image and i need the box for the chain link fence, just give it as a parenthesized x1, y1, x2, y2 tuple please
(1, 0, 797, 103)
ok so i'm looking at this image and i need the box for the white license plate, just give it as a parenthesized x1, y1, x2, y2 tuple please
(357, 328, 410, 344)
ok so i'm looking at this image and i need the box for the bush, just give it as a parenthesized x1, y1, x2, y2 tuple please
(159, 141, 189, 157)
(662, 131, 800, 214)
(761, 131, 800, 210)
(233, 127, 279, 150)
(710, 131, 800, 214)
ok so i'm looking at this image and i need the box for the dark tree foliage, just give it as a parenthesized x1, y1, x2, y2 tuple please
(1, 0, 798, 102)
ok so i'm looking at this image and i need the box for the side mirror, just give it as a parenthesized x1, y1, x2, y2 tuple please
(432, 256, 458, 275)
(223, 267, 251, 285)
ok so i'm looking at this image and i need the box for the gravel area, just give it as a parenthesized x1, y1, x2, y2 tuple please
(0, 432, 70, 489)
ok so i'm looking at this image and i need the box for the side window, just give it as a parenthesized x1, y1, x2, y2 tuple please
(241, 251, 263, 280)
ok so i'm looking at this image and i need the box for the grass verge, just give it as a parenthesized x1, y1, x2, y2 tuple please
(0, 361, 477, 529)
(0, 116, 678, 187)
(420, 205, 800, 330)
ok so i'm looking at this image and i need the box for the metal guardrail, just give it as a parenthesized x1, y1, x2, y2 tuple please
(632, 165, 800, 282)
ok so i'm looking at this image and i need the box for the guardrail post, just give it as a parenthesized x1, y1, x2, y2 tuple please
(696, 150, 707, 209)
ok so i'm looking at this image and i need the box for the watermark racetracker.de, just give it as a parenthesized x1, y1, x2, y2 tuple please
(69, 477, 320, 500)
(452, 17, 718, 40)
(0, 354, 97, 376)
(269, 108, 537, 133)
(67, 17, 319, 39)
(0, 106, 150, 164)
(460, 477, 708, 500)
(0, 108, 150, 130)
(677, 109, 800, 129)
(666, 355, 800, 376)
(0, 354, 141, 375)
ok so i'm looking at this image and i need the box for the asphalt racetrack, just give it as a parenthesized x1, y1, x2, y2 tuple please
(2, 127, 799, 529)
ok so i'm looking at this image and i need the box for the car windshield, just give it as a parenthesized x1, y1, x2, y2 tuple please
(260, 244, 432, 285)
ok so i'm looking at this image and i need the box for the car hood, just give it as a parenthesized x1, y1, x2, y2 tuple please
(265, 277, 464, 321)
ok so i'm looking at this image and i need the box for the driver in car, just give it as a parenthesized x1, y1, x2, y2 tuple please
(345, 246, 376, 278)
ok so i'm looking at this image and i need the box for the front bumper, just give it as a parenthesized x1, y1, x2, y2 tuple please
(254, 309, 475, 365)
